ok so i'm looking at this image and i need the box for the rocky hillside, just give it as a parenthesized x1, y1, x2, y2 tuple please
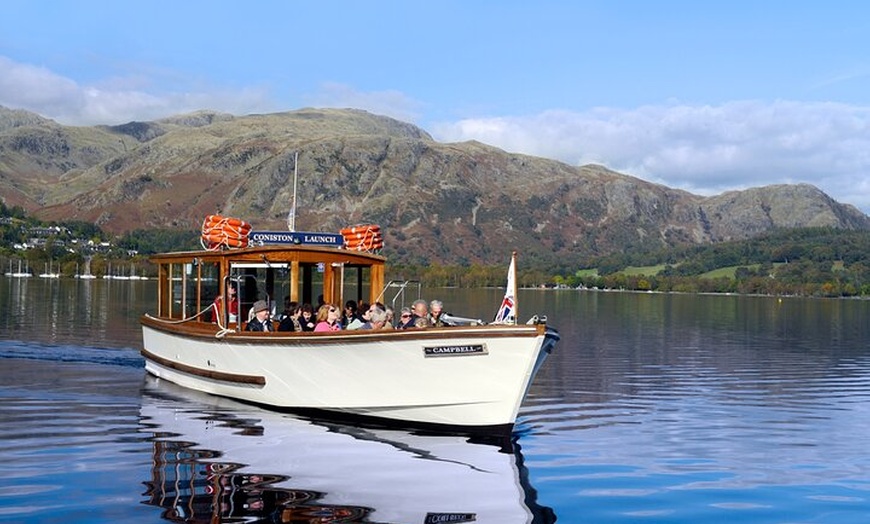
(1, 105, 868, 267)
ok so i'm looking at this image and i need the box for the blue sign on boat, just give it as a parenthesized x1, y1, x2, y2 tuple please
(249, 231, 343, 247)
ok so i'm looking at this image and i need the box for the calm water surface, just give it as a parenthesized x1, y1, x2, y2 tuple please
(1, 278, 869, 523)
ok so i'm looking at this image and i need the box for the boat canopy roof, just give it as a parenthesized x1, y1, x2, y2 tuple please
(149, 244, 386, 266)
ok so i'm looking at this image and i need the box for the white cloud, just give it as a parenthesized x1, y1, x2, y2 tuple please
(0, 55, 275, 125)
(431, 101, 870, 213)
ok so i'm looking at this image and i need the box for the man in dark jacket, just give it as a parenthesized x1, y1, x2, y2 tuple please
(245, 300, 273, 332)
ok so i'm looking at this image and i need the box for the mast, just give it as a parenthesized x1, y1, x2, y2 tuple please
(287, 151, 298, 232)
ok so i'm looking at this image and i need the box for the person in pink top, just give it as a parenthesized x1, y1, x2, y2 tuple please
(313, 303, 342, 332)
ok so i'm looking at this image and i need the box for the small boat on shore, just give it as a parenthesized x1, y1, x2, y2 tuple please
(38, 261, 60, 279)
(6, 259, 32, 278)
(140, 219, 558, 435)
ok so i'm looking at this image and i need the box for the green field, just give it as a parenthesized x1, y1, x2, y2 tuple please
(621, 265, 666, 276)
(698, 265, 755, 279)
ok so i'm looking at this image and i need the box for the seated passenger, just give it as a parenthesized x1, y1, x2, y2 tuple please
(245, 300, 273, 332)
(313, 303, 342, 332)
(211, 283, 239, 323)
(397, 307, 412, 328)
(428, 299, 452, 327)
(357, 303, 383, 330)
(401, 299, 429, 329)
(277, 301, 302, 332)
(368, 307, 389, 330)
(346, 302, 372, 330)
(299, 303, 316, 331)
(341, 300, 364, 328)
(276, 296, 294, 322)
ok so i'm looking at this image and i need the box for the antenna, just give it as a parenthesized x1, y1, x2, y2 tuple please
(287, 152, 298, 232)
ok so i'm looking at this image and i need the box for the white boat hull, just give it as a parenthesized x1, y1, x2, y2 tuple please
(141, 318, 557, 432)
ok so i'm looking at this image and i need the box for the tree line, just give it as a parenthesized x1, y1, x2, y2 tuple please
(4, 201, 870, 296)
(555, 228, 870, 297)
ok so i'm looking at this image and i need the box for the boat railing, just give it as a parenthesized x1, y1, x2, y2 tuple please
(376, 280, 421, 312)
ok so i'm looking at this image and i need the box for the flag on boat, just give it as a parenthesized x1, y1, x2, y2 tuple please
(493, 252, 517, 324)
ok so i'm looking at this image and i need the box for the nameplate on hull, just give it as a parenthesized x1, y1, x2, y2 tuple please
(424, 513, 477, 524)
(249, 230, 343, 247)
(423, 344, 487, 357)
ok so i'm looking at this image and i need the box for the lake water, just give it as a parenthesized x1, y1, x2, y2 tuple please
(1, 278, 869, 523)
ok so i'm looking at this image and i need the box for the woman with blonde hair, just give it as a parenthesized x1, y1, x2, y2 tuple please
(313, 303, 342, 332)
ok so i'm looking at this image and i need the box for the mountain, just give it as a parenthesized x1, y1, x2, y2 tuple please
(1, 105, 868, 267)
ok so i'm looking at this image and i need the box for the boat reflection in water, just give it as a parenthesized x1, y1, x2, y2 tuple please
(140, 377, 554, 523)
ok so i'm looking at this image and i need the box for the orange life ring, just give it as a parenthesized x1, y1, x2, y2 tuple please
(344, 235, 384, 250)
(344, 233, 382, 241)
(345, 232, 380, 241)
(344, 237, 382, 247)
(340, 224, 380, 235)
(204, 214, 251, 230)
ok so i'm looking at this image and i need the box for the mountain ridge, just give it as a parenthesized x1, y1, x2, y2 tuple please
(1, 105, 867, 267)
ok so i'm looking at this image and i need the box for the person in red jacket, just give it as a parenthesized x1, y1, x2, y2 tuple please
(212, 283, 239, 324)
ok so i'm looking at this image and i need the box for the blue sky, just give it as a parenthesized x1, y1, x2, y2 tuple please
(2, 1, 870, 211)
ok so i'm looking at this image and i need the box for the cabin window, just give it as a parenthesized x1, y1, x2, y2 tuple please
(341, 265, 372, 306)
(199, 261, 220, 322)
(182, 263, 199, 319)
(297, 262, 326, 308)
(229, 262, 290, 319)
(170, 263, 184, 319)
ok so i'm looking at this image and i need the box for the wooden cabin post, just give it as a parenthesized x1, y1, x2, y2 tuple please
(369, 263, 384, 305)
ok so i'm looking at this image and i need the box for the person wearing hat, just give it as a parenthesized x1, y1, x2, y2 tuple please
(245, 300, 273, 332)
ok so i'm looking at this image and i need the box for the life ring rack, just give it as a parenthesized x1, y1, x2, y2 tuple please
(340, 224, 384, 252)
(201, 214, 252, 251)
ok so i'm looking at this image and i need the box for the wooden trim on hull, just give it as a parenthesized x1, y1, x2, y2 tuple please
(140, 313, 547, 342)
(141, 348, 266, 386)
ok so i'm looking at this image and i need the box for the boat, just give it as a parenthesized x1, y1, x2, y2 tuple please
(76, 259, 97, 279)
(140, 379, 552, 524)
(6, 259, 32, 278)
(38, 261, 60, 278)
(140, 219, 559, 435)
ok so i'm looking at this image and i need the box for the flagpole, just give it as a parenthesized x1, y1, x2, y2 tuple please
(287, 152, 298, 232)
(511, 250, 518, 323)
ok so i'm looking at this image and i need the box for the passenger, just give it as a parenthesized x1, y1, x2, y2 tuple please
(299, 303, 316, 331)
(211, 282, 239, 323)
(276, 296, 294, 322)
(368, 307, 389, 330)
(401, 299, 429, 329)
(356, 303, 382, 330)
(397, 307, 412, 328)
(313, 303, 342, 332)
(277, 301, 302, 332)
(341, 300, 363, 328)
(383, 306, 396, 329)
(428, 299, 449, 327)
(245, 300, 273, 332)
(345, 309, 366, 330)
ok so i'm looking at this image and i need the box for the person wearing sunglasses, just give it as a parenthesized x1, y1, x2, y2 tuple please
(400, 300, 429, 329)
(395, 307, 411, 328)
(314, 303, 342, 332)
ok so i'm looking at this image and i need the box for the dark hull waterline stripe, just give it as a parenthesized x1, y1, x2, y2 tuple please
(141, 348, 266, 386)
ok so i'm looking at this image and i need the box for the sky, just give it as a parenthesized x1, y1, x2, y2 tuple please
(2, 1, 870, 212)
